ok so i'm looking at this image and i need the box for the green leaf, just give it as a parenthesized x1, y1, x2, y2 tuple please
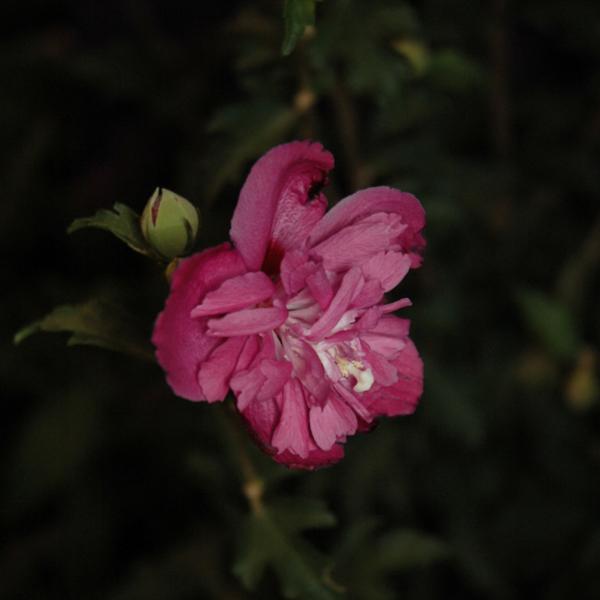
(233, 497, 339, 599)
(68, 202, 161, 260)
(14, 298, 155, 362)
(375, 529, 449, 571)
(282, 0, 316, 56)
(516, 289, 581, 361)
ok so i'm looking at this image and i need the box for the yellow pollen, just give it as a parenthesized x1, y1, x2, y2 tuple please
(335, 357, 374, 393)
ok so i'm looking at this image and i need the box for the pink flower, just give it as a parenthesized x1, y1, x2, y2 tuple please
(152, 141, 425, 469)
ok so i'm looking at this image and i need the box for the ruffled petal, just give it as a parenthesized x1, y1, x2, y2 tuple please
(308, 186, 426, 267)
(152, 244, 247, 401)
(362, 251, 412, 292)
(207, 306, 288, 337)
(280, 250, 318, 296)
(271, 379, 311, 458)
(230, 141, 334, 272)
(310, 213, 407, 272)
(363, 339, 423, 417)
(197, 336, 247, 402)
(309, 394, 358, 451)
(274, 445, 344, 470)
(190, 272, 275, 318)
(305, 267, 363, 341)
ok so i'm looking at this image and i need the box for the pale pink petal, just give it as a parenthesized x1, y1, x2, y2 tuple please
(333, 382, 372, 421)
(231, 367, 266, 411)
(310, 214, 407, 272)
(351, 279, 384, 309)
(239, 396, 280, 446)
(362, 251, 412, 292)
(280, 250, 318, 296)
(381, 298, 412, 313)
(236, 335, 260, 371)
(256, 359, 293, 401)
(230, 141, 334, 272)
(363, 345, 398, 386)
(364, 339, 423, 417)
(355, 306, 383, 331)
(370, 314, 411, 337)
(309, 394, 358, 451)
(285, 338, 330, 403)
(152, 244, 247, 401)
(305, 267, 363, 341)
(190, 272, 275, 318)
(238, 386, 345, 469)
(197, 336, 246, 402)
(306, 266, 334, 309)
(207, 306, 287, 337)
(308, 186, 425, 251)
(272, 379, 311, 458)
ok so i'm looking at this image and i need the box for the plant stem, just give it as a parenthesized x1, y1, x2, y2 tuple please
(218, 402, 265, 515)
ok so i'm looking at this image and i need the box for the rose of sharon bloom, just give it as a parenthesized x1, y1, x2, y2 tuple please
(153, 141, 425, 469)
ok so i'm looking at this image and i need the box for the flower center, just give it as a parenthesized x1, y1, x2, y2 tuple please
(335, 356, 375, 392)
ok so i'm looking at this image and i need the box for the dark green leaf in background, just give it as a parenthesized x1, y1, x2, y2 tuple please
(234, 497, 339, 599)
(282, 0, 316, 56)
(14, 298, 155, 362)
(516, 289, 581, 361)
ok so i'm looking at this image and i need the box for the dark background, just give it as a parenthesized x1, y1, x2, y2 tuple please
(2, 1, 600, 598)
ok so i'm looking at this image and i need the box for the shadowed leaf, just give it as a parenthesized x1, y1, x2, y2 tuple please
(282, 0, 316, 56)
(234, 497, 339, 599)
(517, 289, 581, 361)
(68, 202, 161, 260)
(14, 298, 155, 362)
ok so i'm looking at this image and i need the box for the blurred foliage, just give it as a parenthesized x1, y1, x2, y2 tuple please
(3, 0, 600, 599)
(15, 297, 154, 362)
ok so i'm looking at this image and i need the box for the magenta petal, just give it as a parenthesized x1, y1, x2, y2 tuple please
(308, 186, 425, 250)
(306, 266, 334, 309)
(256, 359, 293, 402)
(366, 339, 423, 417)
(197, 336, 246, 402)
(310, 213, 407, 272)
(309, 394, 358, 451)
(382, 298, 412, 313)
(152, 244, 247, 401)
(362, 251, 412, 292)
(230, 141, 334, 271)
(305, 267, 363, 340)
(272, 379, 311, 458)
(231, 368, 266, 411)
(280, 250, 318, 296)
(351, 279, 384, 309)
(273, 445, 344, 470)
(190, 272, 275, 318)
(289, 339, 330, 403)
(207, 306, 287, 337)
(364, 346, 398, 386)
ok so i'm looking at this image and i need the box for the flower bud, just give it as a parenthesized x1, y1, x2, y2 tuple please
(141, 188, 200, 259)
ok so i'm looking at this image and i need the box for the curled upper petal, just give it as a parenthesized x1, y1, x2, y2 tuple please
(152, 243, 247, 401)
(308, 186, 426, 267)
(230, 141, 334, 272)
